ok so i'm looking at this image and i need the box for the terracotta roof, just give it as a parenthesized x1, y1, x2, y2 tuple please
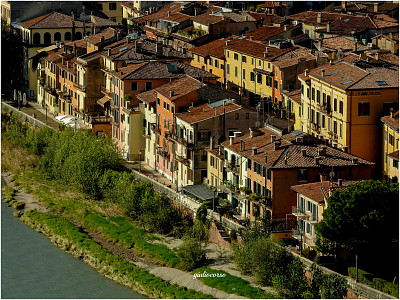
(370, 17, 398, 29)
(155, 75, 203, 101)
(245, 25, 285, 41)
(374, 52, 399, 66)
(321, 36, 363, 52)
(56, 56, 78, 74)
(176, 102, 242, 124)
(348, 67, 399, 90)
(162, 12, 192, 23)
(86, 28, 117, 45)
(247, 12, 277, 22)
(189, 36, 231, 58)
(219, 12, 256, 23)
(20, 12, 88, 29)
(220, 127, 373, 170)
(121, 1, 134, 10)
(373, 32, 399, 42)
(291, 180, 362, 203)
(65, 39, 87, 49)
(137, 89, 157, 105)
(90, 15, 119, 27)
(143, 2, 185, 23)
(272, 47, 317, 68)
(381, 111, 399, 131)
(388, 150, 399, 160)
(289, 11, 380, 34)
(192, 11, 224, 26)
(224, 38, 294, 60)
(282, 89, 301, 104)
(366, 2, 399, 14)
(108, 61, 218, 80)
(341, 53, 361, 63)
(374, 14, 398, 23)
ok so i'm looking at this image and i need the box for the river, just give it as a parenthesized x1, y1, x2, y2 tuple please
(1, 178, 146, 299)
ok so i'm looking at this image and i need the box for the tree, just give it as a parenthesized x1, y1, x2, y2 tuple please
(315, 180, 398, 254)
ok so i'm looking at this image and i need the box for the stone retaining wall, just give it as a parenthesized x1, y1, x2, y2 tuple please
(1, 102, 51, 129)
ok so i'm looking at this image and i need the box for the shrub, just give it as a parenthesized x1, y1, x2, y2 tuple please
(373, 278, 399, 298)
(176, 238, 206, 271)
(301, 248, 317, 261)
(348, 267, 373, 285)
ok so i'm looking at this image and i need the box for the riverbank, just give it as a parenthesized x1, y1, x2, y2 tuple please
(2, 172, 274, 299)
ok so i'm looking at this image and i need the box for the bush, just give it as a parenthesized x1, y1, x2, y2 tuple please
(176, 238, 206, 271)
(348, 267, 373, 285)
(373, 278, 399, 298)
(301, 248, 317, 261)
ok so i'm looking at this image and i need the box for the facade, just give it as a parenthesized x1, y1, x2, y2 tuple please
(98, 1, 123, 23)
(1, 0, 11, 25)
(381, 109, 399, 182)
(296, 61, 399, 172)
(291, 180, 361, 250)
(207, 127, 374, 221)
(372, 33, 399, 55)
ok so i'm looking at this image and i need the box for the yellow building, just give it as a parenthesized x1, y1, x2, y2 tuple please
(190, 37, 230, 83)
(381, 110, 399, 182)
(99, 1, 123, 23)
(207, 147, 224, 190)
(296, 61, 399, 173)
(282, 89, 301, 126)
(1, 1, 11, 25)
(19, 12, 87, 99)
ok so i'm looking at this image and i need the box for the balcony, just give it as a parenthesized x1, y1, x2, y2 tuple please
(304, 235, 316, 247)
(74, 83, 86, 92)
(292, 206, 306, 217)
(156, 148, 169, 158)
(141, 128, 151, 139)
(101, 85, 111, 97)
(309, 214, 318, 224)
(91, 116, 112, 124)
(292, 229, 301, 240)
(176, 155, 190, 166)
(169, 132, 194, 147)
(59, 92, 72, 103)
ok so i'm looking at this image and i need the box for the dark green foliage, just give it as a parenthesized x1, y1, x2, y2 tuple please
(193, 266, 275, 298)
(315, 180, 399, 254)
(301, 248, 317, 261)
(176, 238, 206, 271)
(311, 264, 347, 299)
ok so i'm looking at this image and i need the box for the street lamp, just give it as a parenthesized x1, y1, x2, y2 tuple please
(138, 149, 142, 173)
(45, 104, 48, 123)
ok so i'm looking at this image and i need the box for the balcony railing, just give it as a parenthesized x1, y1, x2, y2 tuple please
(292, 206, 306, 217)
(169, 132, 194, 147)
(101, 85, 111, 97)
(304, 235, 316, 247)
(157, 148, 169, 158)
(292, 229, 301, 240)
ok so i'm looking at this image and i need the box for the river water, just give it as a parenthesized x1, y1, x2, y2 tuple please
(1, 179, 146, 299)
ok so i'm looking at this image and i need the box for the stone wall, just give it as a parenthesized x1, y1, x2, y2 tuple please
(2, 102, 51, 129)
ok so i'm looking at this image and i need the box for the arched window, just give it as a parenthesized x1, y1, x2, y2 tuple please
(75, 32, 82, 40)
(44, 32, 51, 44)
(319, 33, 324, 39)
(54, 32, 61, 41)
(64, 32, 72, 41)
(33, 32, 40, 44)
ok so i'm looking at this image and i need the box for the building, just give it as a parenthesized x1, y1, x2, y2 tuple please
(18, 12, 90, 99)
(291, 179, 361, 250)
(371, 33, 399, 55)
(296, 61, 399, 172)
(97, 1, 123, 23)
(122, 1, 168, 20)
(207, 127, 374, 221)
(1, 0, 11, 25)
(381, 109, 399, 182)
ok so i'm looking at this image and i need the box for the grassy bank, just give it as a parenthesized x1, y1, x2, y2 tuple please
(193, 267, 276, 299)
(19, 210, 212, 299)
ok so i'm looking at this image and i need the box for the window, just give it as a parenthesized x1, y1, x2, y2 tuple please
(307, 88, 309, 99)
(242, 69, 246, 80)
(200, 150, 207, 161)
(274, 80, 278, 89)
(227, 64, 230, 75)
(235, 66, 238, 77)
(33, 32, 40, 44)
(394, 159, 399, 169)
(44, 32, 51, 44)
(234, 53, 238, 60)
(358, 102, 370, 116)
(334, 98, 337, 112)
(339, 100, 343, 114)
(339, 123, 342, 138)
(166, 103, 170, 111)
(198, 131, 210, 141)
(242, 55, 246, 63)
(301, 84, 304, 95)
(157, 98, 160, 105)
(246, 113, 249, 119)
(215, 59, 219, 68)
(323, 92, 326, 106)
(163, 101, 166, 109)
(64, 32, 72, 41)
(171, 106, 174, 114)
(197, 55, 200, 63)
(109, 2, 117, 10)
(389, 133, 394, 146)
(235, 113, 239, 119)
(333, 120, 337, 134)
(209, 57, 213, 65)
(226, 51, 229, 58)
(316, 90, 320, 104)
(377, 81, 388, 86)
(250, 72, 255, 82)
(257, 74, 262, 84)
(54, 32, 61, 41)
(130, 82, 137, 91)
(311, 87, 315, 100)
(145, 82, 152, 91)
(298, 169, 308, 181)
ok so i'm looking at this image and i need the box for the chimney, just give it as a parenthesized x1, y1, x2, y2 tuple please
(169, 90, 174, 98)
(71, 12, 75, 20)
(234, 132, 241, 138)
(318, 149, 324, 156)
(326, 21, 330, 33)
(374, 2, 379, 13)
(318, 39, 322, 50)
(352, 157, 358, 164)
(62, 57, 64, 65)
(320, 173, 328, 181)
(240, 139, 244, 152)
(354, 41, 357, 51)
(342, 146, 348, 153)
(210, 136, 214, 149)
(264, 153, 268, 164)
(390, 108, 395, 118)
(117, 32, 120, 41)
(135, 41, 142, 53)
(284, 25, 288, 31)
(341, 1, 347, 10)
(315, 156, 320, 165)
(301, 149, 307, 157)
(271, 135, 276, 143)
(321, 69, 326, 77)
(67, 61, 69, 69)
(274, 140, 281, 151)
(218, 146, 223, 155)
(156, 42, 163, 58)
(167, 10, 170, 17)
(264, 47, 268, 57)
(321, 145, 327, 156)
(317, 12, 322, 23)
(229, 137, 234, 145)
(252, 147, 257, 155)
(249, 128, 253, 138)
(73, 42, 77, 57)
(338, 179, 343, 186)
(304, 69, 309, 77)
(214, 107, 217, 116)
(250, 36, 254, 41)
(107, 48, 111, 56)
(100, 36, 104, 50)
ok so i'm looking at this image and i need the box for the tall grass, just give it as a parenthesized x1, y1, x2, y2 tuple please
(193, 266, 276, 299)
(21, 210, 212, 299)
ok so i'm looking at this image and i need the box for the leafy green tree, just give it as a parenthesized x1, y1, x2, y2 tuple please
(309, 263, 347, 299)
(176, 238, 207, 271)
(315, 180, 399, 255)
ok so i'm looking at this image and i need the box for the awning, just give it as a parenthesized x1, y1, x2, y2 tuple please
(181, 184, 216, 202)
(254, 68, 274, 76)
(97, 96, 111, 107)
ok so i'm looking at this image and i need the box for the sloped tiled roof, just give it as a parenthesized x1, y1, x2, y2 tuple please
(381, 111, 399, 131)
(321, 36, 362, 51)
(90, 15, 119, 27)
(221, 127, 373, 169)
(224, 38, 294, 60)
(176, 102, 242, 124)
(20, 12, 88, 29)
(137, 89, 157, 105)
(86, 28, 117, 45)
(348, 67, 399, 90)
(374, 52, 400, 66)
(245, 25, 286, 41)
(162, 12, 192, 23)
(282, 89, 301, 104)
(155, 75, 203, 101)
(388, 150, 399, 160)
(143, 2, 185, 23)
(219, 12, 256, 23)
(189, 36, 232, 58)
(192, 10, 224, 25)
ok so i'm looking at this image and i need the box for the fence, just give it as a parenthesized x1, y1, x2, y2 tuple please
(1, 102, 51, 129)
